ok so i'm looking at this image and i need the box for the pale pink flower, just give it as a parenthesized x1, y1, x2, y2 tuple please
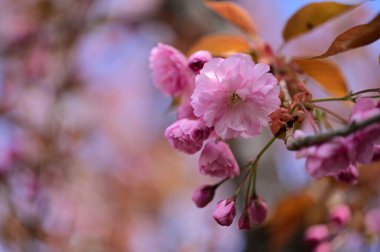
(149, 43, 193, 97)
(329, 204, 351, 228)
(295, 131, 352, 179)
(191, 53, 280, 140)
(199, 141, 239, 178)
(164, 119, 210, 154)
(248, 197, 268, 225)
(348, 98, 380, 163)
(188, 50, 212, 74)
(191, 184, 216, 208)
(213, 199, 236, 226)
(304, 224, 329, 247)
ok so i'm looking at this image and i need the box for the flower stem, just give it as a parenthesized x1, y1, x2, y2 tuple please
(303, 103, 348, 125)
(310, 88, 380, 103)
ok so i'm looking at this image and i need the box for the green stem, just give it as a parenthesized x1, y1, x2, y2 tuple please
(310, 88, 380, 103)
(303, 103, 348, 125)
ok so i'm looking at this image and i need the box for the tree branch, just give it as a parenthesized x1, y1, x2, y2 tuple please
(286, 113, 380, 150)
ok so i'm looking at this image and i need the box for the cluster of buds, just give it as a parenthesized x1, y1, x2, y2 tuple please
(304, 204, 352, 252)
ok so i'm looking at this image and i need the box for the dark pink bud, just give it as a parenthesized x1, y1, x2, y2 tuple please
(188, 50, 212, 74)
(191, 185, 216, 208)
(248, 197, 268, 224)
(304, 224, 329, 248)
(372, 145, 380, 162)
(238, 212, 252, 230)
(336, 164, 358, 184)
(329, 204, 351, 228)
(213, 199, 236, 226)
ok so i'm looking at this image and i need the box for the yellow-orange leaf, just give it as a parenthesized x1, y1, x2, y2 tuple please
(205, 1, 256, 35)
(187, 34, 250, 57)
(267, 193, 315, 250)
(313, 13, 380, 58)
(293, 59, 348, 97)
(283, 2, 353, 42)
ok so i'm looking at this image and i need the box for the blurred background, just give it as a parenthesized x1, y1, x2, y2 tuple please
(0, 0, 379, 251)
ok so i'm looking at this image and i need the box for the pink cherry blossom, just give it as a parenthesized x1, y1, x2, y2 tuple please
(199, 141, 239, 178)
(348, 98, 380, 163)
(164, 119, 210, 154)
(191, 184, 216, 208)
(295, 130, 352, 179)
(213, 199, 236, 226)
(149, 43, 193, 97)
(191, 53, 280, 140)
(329, 204, 351, 228)
(304, 224, 329, 247)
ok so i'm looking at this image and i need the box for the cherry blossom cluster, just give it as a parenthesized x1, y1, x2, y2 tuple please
(150, 43, 280, 228)
(295, 98, 380, 183)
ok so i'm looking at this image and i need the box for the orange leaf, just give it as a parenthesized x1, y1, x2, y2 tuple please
(293, 59, 348, 97)
(205, 1, 256, 35)
(187, 34, 250, 57)
(313, 13, 380, 58)
(283, 2, 354, 42)
(266, 193, 315, 250)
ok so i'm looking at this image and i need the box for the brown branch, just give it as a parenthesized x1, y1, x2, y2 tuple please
(286, 113, 380, 150)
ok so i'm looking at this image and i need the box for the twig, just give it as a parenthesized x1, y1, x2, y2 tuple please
(286, 113, 380, 150)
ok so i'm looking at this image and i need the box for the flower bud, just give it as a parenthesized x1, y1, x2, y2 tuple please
(164, 119, 209, 154)
(149, 43, 193, 97)
(238, 212, 251, 230)
(336, 164, 358, 184)
(199, 141, 239, 178)
(213, 199, 236, 226)
(188, 50, 212, 74)
(191, 185, 216, 208)
(329, 204, 351, 228)
(248, 197, 268, 224)
(304, 224, 329, 247)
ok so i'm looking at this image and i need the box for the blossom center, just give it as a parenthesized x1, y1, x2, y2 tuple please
(227, 92, 242, 108)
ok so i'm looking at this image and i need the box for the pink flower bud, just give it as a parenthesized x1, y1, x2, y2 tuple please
(329, 204, 351, 228)
(191, 185, 216, 208)
(149, 43, 193, 97)
(188, 50, 212, 74)
(304, 225, 329, 247)
(213, 199, 236, 226)
(199, 142, 239, 178)
(372, 145, 380, 162)
(248, 197, 268, 224)
(336, 164, 358, 184)
(314, 242, 331, 252)
(238, 212, 251, 230)
(164, 119, 209, 154)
